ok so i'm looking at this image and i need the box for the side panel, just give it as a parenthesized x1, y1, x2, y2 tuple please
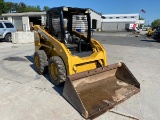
(34, 25, 72, 75)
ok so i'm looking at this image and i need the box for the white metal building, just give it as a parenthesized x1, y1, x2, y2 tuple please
(0, 9, 102, 31)
(0, 12, 46, 31)
(0, 11, 146, 32)
(102, 13, 145, 31)
(89, 9, 102, 30)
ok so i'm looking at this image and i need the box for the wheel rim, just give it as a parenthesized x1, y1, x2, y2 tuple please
(50, 63, 58, 80)
(8, 35, 11, 41)
(34, 55, 40, 70)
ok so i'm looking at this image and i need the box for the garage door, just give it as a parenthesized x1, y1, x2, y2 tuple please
(13, 17, 23, 31)
(118, 22, 132, 30)
(102, 22, 117, 31)
(117, 23, 126, 30)
(102, 22, 134, 31)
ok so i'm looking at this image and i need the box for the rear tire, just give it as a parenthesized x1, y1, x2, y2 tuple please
(34, 50, 48, 75)
(48, 56, 66, 86)
(5, 34, 11, 42)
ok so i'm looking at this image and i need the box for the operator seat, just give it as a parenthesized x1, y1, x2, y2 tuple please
(64, 29, 78, 50)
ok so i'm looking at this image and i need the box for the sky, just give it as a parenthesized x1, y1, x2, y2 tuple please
(5, 0, 160, 24)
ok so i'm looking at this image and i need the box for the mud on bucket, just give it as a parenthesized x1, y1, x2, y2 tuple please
(62, 62, 140, 119)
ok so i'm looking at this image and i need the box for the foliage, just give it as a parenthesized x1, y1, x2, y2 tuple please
(139, 17, 144, 20)
(3, 2, 28, 13)
(24, 5, 41, 12)
(17, 2, 27, 12)
(0, 0, 5, 15)
(43, 6, 50, 11)
(151, 19, 160, 27)
(1, 1, 50, 13)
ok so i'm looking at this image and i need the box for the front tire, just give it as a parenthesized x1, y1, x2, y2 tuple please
(48, 56, 66, 86)
(34, 50, 48, 75)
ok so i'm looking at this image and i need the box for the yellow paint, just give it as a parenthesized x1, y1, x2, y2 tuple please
(147, 28, 155, 36)
(50, 63, 58, 80)
(75, 61, 97, 73)
(33, 25, 107, 76)
(34, 55, 40, 69)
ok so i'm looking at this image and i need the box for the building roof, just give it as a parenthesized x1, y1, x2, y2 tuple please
(2, 12, 46, 17)
(1, 7, 101, 17)
(89, 9, 102, 16)
(103, 13, 139, 17)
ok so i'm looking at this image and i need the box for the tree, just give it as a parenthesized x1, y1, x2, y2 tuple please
(3, 2, 15, 13)
(151, 19, 160, 27)
(12, 3, 18, 12)
(2, 1, 42, 13)
(0, 0, 5, 15)
(139, 17, 144, 20)
(36, 5, 41, 12)
(43, 6, 50, 11)
(17, 2, 27, 12)
(24, 5, 41, 12)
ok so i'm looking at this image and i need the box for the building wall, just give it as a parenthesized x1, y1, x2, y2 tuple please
(22, 16, 30, 31)
(101, 13, 146, 31)
(102, 13, 139, 22)
(1, 12, 46, 31)
(8, 17, 12, 22)
(90, 10, 101, 30)
(41, 15, 46, 26)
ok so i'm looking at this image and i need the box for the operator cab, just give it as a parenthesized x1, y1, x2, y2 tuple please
(46, 7, 92, 56)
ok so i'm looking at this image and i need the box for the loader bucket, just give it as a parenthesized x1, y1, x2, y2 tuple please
(63, 62, 140, 119)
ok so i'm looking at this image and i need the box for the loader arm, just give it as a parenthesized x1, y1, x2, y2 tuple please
(34, 25, 107, 75)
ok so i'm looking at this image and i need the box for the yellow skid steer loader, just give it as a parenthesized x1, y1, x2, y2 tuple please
(33, 7, 140, 119)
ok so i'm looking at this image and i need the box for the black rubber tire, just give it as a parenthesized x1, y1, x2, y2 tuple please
(5, 34, 11, 42)
(34, 50, 48, 75)
(48, 56, 66, 86)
